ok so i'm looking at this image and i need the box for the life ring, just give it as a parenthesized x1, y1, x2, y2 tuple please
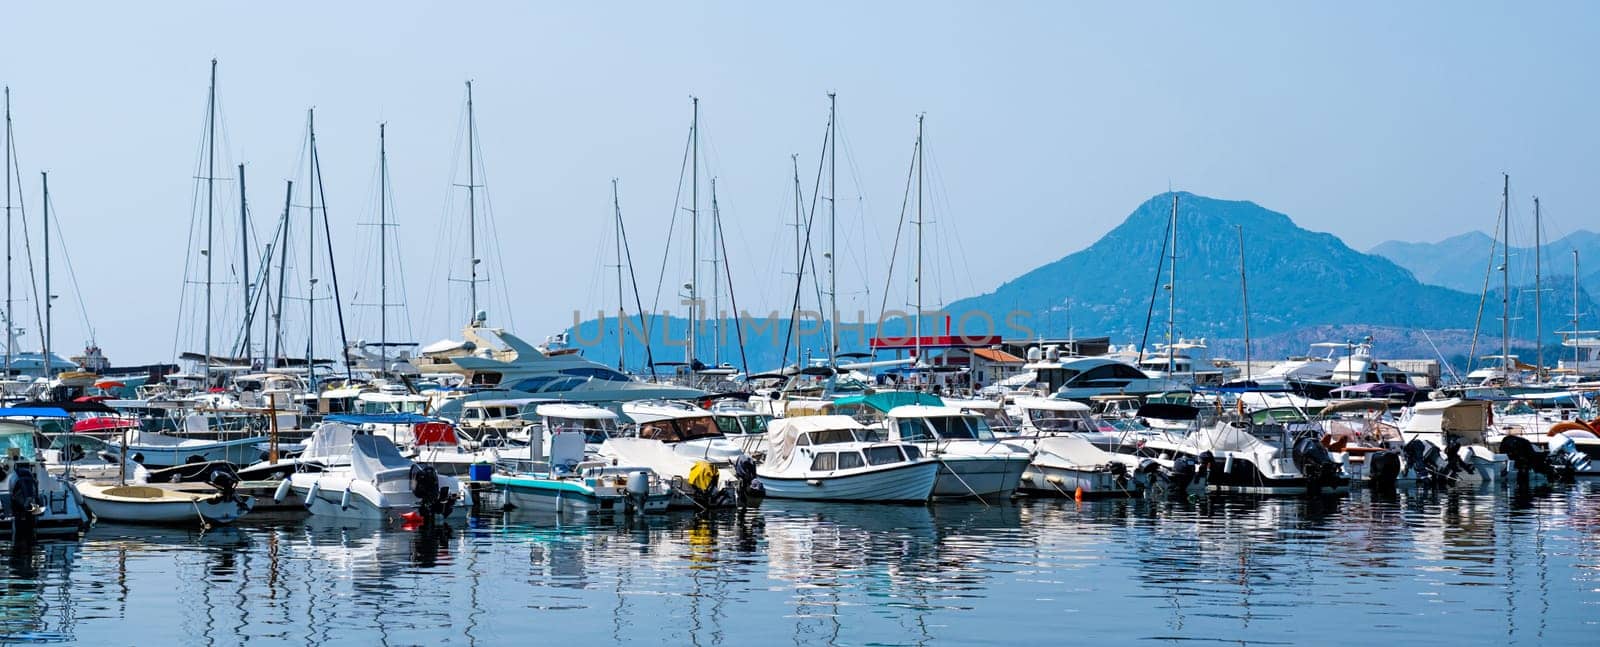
(1548, 420, 1596, 437)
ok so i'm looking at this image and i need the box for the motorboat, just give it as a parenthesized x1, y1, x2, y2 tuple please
(416, 313, 706, 418)
(492, 429, 672, 516)
(0, 411, 91, 538)
(286, 434, 468, 524)
(1010, 396, 1125, 451)
(1140, 406, 1349, 495)
(1399, 398, 1570, 487)
(619, 400, 746, 464)
(1029, 357, 1184, 402)
(1315, 400, 1419, 488)
(757, 415, 938, 503)
(116, 425, 268, 469)
(77, 466, 254, 527)
(1484, 394, 1598, 478)
(236, 420, 355, 481)
(881, 405, 1031, 500)
(1019, 435, 1146, 498)
(708, 399, 773, 457)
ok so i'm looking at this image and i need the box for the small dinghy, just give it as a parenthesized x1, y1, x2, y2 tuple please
(78, 461, 254, 526)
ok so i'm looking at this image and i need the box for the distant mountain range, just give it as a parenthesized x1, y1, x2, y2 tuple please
(568, 191, 1598, 371)
(1369, 229, 1600, 297)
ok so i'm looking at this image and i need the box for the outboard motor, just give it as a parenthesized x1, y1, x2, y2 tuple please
(732, 454, 764, 510)
(625, 470, 652, 514)
(7, 464, 40, 539)
(1404, 439, 1445, 487)
(1499, 435, 1561, 486)
(409, 463, 447, 521)
(204, 464, 249, 512)
(1104, 461, 1130, 490)
(1166, 456, 1197, 496)
(1549, 435, 1591, 475)
(1366, 448, 1402, 492)
(1292, 435, 1337, 495)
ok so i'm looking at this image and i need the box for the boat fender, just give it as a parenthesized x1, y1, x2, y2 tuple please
(1547, 421, 1595, 436)
(339, 487, 353, 510)
(273, 479, 292, 503)
(1222, 454, 1235, 476)
(305, 481, 321, 507)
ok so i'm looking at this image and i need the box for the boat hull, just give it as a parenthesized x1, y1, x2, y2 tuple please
(494, 475, 672, 515)
(78, 484, 253, 525)
(1019, 464, 1141, 498)
(930, 455, 1029, 499)
(290, 476, 466, 525)
(121, 437, 268, 469)
(759, 460, 939, 503)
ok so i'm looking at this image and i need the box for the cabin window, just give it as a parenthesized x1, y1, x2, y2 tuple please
(510, 376, 557, 392)
(715, 417, 743, 435)
(902, 445, 923, 461)
(808, 429, 859, 445)
(929, 416, 975, 440)
(810, 452, 838, 471)
(560, 367, 632, 382)
(795, 433, 811, 446)
(864, 446, 904, 466)
(837, 452, 865, 470)
(744, 416, 771, 435)
(897, 419, 931, 442)
(674, 416, 723, 441)
(471, 372, 502, 386)
(639, 421, 680, 442)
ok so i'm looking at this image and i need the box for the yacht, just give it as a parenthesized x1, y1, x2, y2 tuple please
(1397, 399, 1513, 486)
(757, 415, 938, 503)
(1028, 357, 1183, 402)
(416, 313, 705, 417)
(881, 405, 1031, 500)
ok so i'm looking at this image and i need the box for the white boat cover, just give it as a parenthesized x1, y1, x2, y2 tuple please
(350, 435, 412, 482)
(764, 415, 868, 466)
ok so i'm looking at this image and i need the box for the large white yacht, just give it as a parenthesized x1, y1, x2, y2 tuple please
(416, 313, 706, 416)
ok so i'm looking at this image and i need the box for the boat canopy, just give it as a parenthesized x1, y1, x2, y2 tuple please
(832, 391, 942, 413)
(535, 403, 617, 420)
(350, 435, 412, 482)
(0, 406, 71, 419)
(765, 415, 870, 465)
(303, 422, 355, 460)
(326, 413, 432, 425)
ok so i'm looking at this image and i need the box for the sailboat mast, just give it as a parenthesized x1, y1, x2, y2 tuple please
(1501, 173, 1510, 375)
(204, 58, 217, 386)
(239, 163, 250, 362)
(612, 179, 625, 372)
(3, 87, 11, 377)
(274, 180, 292, 365)
(465, 81, 480, 319)
(710, 177, 721, 366)
(914, 113, 924, 366)
(791, 154, 803, 364)
(689, 96, 699, 365)
(1576, 250, 1582, 370)
(379, 123, 389, 368)
(306, 109, 318, 386)
(1534, 196, 1542, 378)
(1238, 225, 1252, 382)
(40, 171, 49, 377)
(827, 92, 838, 368)
(1167, 193, 1178, 376)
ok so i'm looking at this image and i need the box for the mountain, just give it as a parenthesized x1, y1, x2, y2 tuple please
(1370, 229, 1600, 297)
(943, 192, 1483, 344)
(566, 191, 1597, 371)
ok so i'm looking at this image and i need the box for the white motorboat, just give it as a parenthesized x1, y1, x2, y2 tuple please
(1140, 406, 1349, 495)
(287, 434, 468, 524)
(493, 430, 672, 516)
(757, 415, 938, 503)
(708, 399, 773, 457)
(881, 405, 1031, 500)
(1398, 398, 1565, 487)
(77, 478, 253, 526)
(117, 427, 268, 468)
(0, 413, 91, 538)
(620, 400, 746, 464)
(1026, 356, 1184, 402)
(1020, 435, 1145, 498)
(1010, 396, 1126, 451)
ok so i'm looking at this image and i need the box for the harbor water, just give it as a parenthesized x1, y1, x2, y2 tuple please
(3, 484, 1597, 646)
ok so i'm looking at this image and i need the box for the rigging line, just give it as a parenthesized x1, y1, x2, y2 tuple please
(42, 196, 94, 344)
(312, 137, 353, 379)
(469, 117, 517, 330)
(649, 126, 694, 323)
(779, 119, 833, 368)
(9, 141, 44, 355)
(616, 186, 657, 379)
(927, 147, 980, 303)
(1466, 201, 1505, 375)
(1136, 198, 1173, 364)
(714, 185, 749, 375)
(835, 121, 879, 297)
(874, 130, 920, 345)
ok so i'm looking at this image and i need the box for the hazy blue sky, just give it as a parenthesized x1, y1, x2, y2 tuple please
(2, 2, 1596, 364)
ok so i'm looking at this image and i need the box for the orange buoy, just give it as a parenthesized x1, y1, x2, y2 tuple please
(1074, 486, 1084, 502)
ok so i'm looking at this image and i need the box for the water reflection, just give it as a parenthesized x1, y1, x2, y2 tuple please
(0, 486, 1595, 645)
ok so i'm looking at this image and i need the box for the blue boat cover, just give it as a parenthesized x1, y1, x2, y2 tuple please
(0, 407, 71, 419)
(325, 412, 433, 425)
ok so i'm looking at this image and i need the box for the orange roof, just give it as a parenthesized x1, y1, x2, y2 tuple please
(971, 348, 1025, 364)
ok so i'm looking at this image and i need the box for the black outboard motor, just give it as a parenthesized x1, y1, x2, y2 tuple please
(1367, 448, 1402, 492)
(204, 464, 249, 512)
(1404, 439, 1446, 487)
(1292, 435, 1336, 495)
(1167, 456, 1197, 495)
(732, 454, 765, 510)
(7, 464, 40, 539)
(1499, 435, 1561, 486)
(409, 463, 448, 521)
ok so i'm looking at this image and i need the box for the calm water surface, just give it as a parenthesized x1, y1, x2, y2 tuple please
(3, 484, 1597, 646)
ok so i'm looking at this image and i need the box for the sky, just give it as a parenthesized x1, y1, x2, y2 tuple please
(1, 1, 1597, 365)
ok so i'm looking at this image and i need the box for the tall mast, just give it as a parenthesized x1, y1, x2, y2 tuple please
(612, 179, 625, 372)
(1238, 225, 1252, 383)
(1501, 173, 1511, 375)
(204, 58, 217, 386)
(914, 113, 924, 366)
(688, 96, 699, 365)
(1167, 193, 1178, 376)
(1576, 251, 1582, 371)
(239, 163, 250, 362)
(3, 87, 11, 377)
(273, 180, 292, 366)
(40, 171, 49, 377)
(306, 109, 318, 386)
(465, 81, 480, 319)
(378, 123, 389, 367)
(827, 92, 838, 368)
(710, 177, 721, 366)
(1533, 196, 1542, 378)
(791, 154, 803, 365)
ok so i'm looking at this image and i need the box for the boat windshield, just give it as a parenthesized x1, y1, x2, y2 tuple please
(639, 416, 723, 442)
(0, 429, 37, 459)
(977, 409, 1016, 432)
(804, 429, 865, 445)
(926, 415, 995, 441)
(1029, 409, 1096, 433)
(549, 417, 615, 444)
